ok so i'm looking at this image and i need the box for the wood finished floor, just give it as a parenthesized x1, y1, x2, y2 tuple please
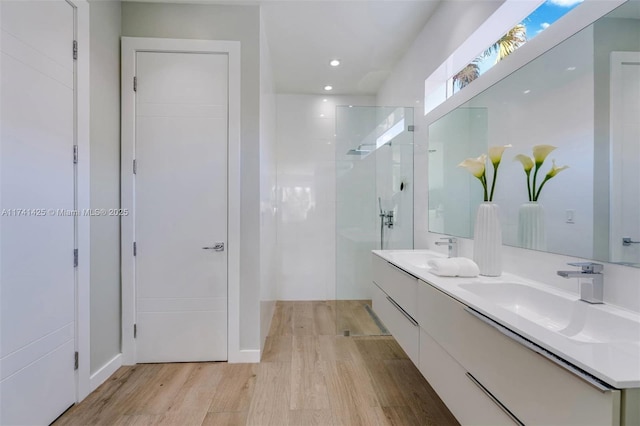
(55, 301, 458, 426)
(334, 300, 389, 336)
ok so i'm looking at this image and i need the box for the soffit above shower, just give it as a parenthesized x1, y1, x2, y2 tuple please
(123, 0, 441, 96)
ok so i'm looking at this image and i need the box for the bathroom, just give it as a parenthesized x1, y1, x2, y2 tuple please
(1, 0, 639, 424)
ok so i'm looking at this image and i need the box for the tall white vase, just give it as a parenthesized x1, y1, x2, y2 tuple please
(473, 202, 502, 276)
(517, 202, 546, 251)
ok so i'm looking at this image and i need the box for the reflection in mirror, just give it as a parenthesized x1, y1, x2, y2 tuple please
(427, 0, 640, 267)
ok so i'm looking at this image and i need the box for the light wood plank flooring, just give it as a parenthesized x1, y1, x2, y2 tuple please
(55, 301, 458, 426)
(334, 300, 389, 336)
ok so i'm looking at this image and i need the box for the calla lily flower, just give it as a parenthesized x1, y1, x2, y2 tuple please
(514, 146, 568, 202)
(546, 159, 569, 178)
(458, 154, 486, 179)
(488, 144, 512, 166)
(486, 145, 511, 201)
(532, 144, 556, 166)
(531, 144, 557, 202)
(458, 154, 488, 201)
(534, 159, 569, 201)
(514, 154, 534, 172)
(514, 154, 535, 201)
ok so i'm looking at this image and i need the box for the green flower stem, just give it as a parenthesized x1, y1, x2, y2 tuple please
(480, 174, 488, 202)
(489, 162, 500, 202)
(532, 163, 541, 201)
(534, 176, 551, 201)
(525, 170, 532, 202)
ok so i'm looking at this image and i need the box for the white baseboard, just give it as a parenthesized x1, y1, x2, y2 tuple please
(89, 353, 122, 392)
(229, 349, 260, 363)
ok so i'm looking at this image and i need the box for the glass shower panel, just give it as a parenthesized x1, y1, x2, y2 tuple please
(335, 106, 414, 336)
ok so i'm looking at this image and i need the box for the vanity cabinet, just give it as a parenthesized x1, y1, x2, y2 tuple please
(370, 253, 626, 426)
(372, 253, 418, 318)
(418, 281, 621, 426)
(371, 283, 419, 364)
(371, 254, 419, 364)
(419, 327, 518, 425)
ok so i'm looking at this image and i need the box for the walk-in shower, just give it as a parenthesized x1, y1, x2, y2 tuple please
(335, 106, 414, 336)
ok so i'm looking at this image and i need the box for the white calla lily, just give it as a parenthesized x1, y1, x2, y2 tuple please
(514, 145, 569, 201)
(458, 154, 486, 179)
(532, 144, 556, 166)
(488, 144, 512, 166)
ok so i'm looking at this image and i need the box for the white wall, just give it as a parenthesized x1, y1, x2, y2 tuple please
(259, 10, 277, 347)
(89, 0, 121, 375)
(121, 2, 262, 351)
(379, 0, 640, 312)
(276, 94, 375, 301)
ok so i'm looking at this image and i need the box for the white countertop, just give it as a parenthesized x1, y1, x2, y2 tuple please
(373, 249, 640, 389)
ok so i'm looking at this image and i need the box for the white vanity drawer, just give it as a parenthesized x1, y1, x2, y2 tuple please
(371, 282, 419, 364)
(418, 281, 621, 426)
(419, 328, 518, 426)
(372, 253, 418, 319)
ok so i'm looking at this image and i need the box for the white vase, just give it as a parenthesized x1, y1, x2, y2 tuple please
(517, 202, 546, 251)
(473, 202, 502, 276)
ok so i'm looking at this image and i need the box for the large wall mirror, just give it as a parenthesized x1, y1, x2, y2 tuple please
(428, 0, 640, 267)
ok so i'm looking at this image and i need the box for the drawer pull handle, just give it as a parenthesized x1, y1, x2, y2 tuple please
(464, 307, 613, 392)
(386, 296, 419, 327)
(465, 372, 524, 426)
(387, 262, 419, 280)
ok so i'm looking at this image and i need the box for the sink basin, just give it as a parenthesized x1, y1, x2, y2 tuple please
(559, 304, 640, 343)
(460, 282, 574, 332)
(459, 282, 640, 344)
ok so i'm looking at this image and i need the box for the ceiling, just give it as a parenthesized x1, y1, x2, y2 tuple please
(127, 0, 442, 95)
(260, 1, 441, 95)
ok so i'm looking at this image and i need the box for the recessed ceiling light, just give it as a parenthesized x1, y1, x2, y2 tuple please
(323, 98, 328, 102)
(329, 59, 341, 67)
(566, 66, 576, 71)
(320, 114, 325, 118)
(324, 85, 333, 91)
(523, 89, 531, 94)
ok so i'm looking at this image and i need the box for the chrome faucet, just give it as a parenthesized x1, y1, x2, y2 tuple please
(435, 237, 458, 258)
(557, 262, 604, 304)
(378, 198, 394, 229)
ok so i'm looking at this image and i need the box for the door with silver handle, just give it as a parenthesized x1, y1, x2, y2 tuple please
(202, 242, 225, 251)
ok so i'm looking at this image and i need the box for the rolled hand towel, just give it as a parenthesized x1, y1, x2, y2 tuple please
(427, 257, 480, 277)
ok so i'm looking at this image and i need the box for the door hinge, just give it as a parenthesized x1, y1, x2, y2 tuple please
(74, 351, 79, 370)
(133, 242, 137, 256)
(133, 76, 137, 92)
(73, 40, 78, 60)
(74, 249, 78, 267)
(73, 145, 78, 164)
(133, 159, 137, 174)
(133, 324, 137, 338)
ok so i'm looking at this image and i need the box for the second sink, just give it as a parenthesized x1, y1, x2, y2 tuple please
(459, 282, 640, 344)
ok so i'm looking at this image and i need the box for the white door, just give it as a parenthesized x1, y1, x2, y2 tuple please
(0, 1, 76, 424)
(134, 51, 228, 362)
(610, 52, 640, 265)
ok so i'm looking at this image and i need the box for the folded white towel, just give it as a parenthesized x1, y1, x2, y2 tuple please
(427, 257, 480, 277)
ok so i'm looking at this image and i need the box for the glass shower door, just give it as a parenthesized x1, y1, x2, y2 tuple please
(335, 106, 414, 336)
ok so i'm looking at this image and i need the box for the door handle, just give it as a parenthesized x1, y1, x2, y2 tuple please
(202, 242, 225, 251)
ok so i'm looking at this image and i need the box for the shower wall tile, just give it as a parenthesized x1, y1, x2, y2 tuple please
(276, 94, 375, 300)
